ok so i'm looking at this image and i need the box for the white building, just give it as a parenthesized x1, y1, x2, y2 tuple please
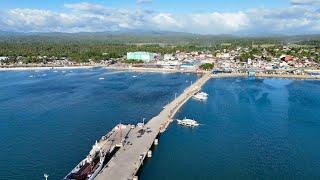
(163, 54, 175, 61)
(157, 60, 181, 69)
(217, 53, 230, 59)
(0, 57, 8, 61)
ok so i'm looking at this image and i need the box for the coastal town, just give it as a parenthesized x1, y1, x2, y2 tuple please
(1, 45, 319, 77)
(2, 0, 320, 179)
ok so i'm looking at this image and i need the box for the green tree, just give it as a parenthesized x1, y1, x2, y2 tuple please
(199, 63, 213, 70)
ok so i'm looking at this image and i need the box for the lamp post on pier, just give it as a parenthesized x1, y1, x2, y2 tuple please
(44, 174, 49, 180)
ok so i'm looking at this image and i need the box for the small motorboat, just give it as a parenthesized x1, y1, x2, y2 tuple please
(177, 118, 199, 127)
(193, 92, 208, 101)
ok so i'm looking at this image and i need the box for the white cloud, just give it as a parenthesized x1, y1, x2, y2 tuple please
(0, 9, 59, 32)
(0, 2, 319, 34)
(137, 0, 153, 4)
(246, 6, 320, 34)
(291, 0, 320, 5)
(64, 2, 104, 11)
(151, 13, 183, 29)
(149, 12, 249, 34)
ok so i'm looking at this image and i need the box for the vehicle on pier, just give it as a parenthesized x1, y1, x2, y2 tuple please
(177, 118, 199, 127)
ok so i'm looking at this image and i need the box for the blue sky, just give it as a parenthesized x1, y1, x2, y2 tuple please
(1, 0, 291, 12)
(0, 0, 319, 34)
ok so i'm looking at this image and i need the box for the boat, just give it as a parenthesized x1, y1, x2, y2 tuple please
(177, 118, 199, 127)
(132, 75, 137, 78)
(64, 124, 129, 180)
(99, 77, 105, 80)
(193, 92, 208, 101)
(64, 141, 105, 180)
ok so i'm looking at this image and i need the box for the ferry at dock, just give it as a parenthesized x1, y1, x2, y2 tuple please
(193, 92, 208, 101)
(64, 124, 129, 180)
(64, 141, 106, 180)
(177, 118, 199, 127)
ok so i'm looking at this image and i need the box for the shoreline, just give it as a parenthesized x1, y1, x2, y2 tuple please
(255, 73, 320, 80)
(104, 66, 205, 74)
(1, 65, 319, 80)
(210, 73, 320, 80)
(0, 65, 96, 71)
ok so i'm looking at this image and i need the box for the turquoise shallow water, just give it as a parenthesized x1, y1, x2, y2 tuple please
(140, 78, 320, 180)
(0, 68, 197, 180)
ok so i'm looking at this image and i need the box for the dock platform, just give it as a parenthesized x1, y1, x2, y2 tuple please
(94, 72, 211, 180)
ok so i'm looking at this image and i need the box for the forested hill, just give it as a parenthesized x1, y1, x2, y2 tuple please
(0, 31, 319, 62)
(0, 31, 319, 46)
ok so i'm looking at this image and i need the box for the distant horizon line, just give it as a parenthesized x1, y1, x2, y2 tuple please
(1, 30, 320, 37)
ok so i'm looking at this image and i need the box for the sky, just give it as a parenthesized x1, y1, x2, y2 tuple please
(0, 0, 320, 35)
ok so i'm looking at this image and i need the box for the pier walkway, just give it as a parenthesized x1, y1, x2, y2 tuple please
(95, 72, 211, 180)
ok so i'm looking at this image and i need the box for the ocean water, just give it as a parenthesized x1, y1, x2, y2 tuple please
(0, 68, 198, 180)
(140, 78, 320, 180)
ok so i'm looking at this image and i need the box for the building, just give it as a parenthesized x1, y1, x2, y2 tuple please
(216, 53, 230, 59)
(0, 57, 8, 61)
(157, 60, 181, 69)
(163, 54, 175, 61)
(280, 55, 293, 62)
(248, 70, 256, 77)
(180, 63, 195, 69)
(127, 52, 156, 63)
(180, 61, 198, 70)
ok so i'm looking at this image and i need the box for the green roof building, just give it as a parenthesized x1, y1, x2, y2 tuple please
(127, 52, 155, 63)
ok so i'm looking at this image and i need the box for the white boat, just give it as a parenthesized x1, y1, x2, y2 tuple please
(132, 75, 137, 78)
(99, 77, 105, 80)
(177, 118, 199, 127)
(193, 92, 208, 101)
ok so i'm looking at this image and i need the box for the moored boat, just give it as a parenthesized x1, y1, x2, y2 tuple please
(177, 118, 199, 127)
(64, 141, 105, 180)
(193, 92, 208, 101)
(64, 124, 129, 180)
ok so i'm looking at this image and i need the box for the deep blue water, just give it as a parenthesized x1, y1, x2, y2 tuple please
(0, 68, 198, 180)
(140, 78, 320, 180)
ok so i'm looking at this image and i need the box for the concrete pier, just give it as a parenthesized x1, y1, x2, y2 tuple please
(94, 72, 211, 180)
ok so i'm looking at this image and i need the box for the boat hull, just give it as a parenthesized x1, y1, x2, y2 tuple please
(177, 119, 199, 127)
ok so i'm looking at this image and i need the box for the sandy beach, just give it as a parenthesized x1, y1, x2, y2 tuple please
(0, 66, 96, 71)
(104, 66, 207, 74)
(255, 73, 320, 80)
(1, 65, 319, 80)
(210, 73, 320, 80)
